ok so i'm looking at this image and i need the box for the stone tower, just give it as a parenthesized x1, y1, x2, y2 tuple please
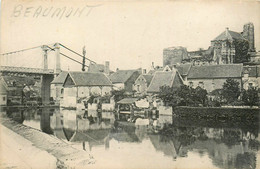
(242, 22, 255, 52)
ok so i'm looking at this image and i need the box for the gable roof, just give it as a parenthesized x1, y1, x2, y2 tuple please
(143, 75, 153, 86)
(175, 64, 192, 76)
(109, 70, 138, 83)
(147, 71, 183, 93)
(65, 72, 112, 86)
(51, 71, 68, 84)
(213, 29, 245, 41)
(187, 64, 243, 79)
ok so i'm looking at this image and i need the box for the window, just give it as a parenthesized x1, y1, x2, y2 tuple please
(189, 82, 193, 87)
(137, 85, 140, 92)
(3, 96, 6, 101)
(249, 83, 253, 89)
(199, 82, 204, 88)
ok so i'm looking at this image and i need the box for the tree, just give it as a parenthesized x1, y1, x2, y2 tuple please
(195, 86, 208, 106)
(222, 78, 241, 104)
(111, 89, 127, 103)
(158, 85, 181, 107)
(234, 39, 250, 63)
(242, 88, 259, 107)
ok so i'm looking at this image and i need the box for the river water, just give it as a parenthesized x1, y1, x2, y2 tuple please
(3, 107, 260, 169)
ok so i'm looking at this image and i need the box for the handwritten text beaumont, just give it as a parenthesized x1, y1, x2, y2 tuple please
(12, 4, 102, 19)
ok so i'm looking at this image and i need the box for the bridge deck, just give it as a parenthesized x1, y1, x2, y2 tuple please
(0, 66, 54, 75)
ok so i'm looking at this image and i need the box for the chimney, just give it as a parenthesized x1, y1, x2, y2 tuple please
(225, 27, 229, 37)
(105, 61, 110, 75)
(143, 69, 147, 74)
(151, 62, 155, 70)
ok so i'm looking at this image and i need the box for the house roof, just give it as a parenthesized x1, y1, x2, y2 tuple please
(243, 66, 260, 77)
(213, 29, 245, 41)
(143, 74, 153, 86)
(109, 70, 138, 83)
(175, 64, 192, 76)
(88, 63, 105, 73)
(147, 67, 164, 75)
(147, 70, 183, 93)
(66, 72, 112, 86)
(117, 98, 139, 104)
(187, 64, 243, 79)
(51, 71, 68, 84)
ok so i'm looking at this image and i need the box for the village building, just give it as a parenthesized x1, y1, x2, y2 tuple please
(88, 61, 112, 75)
(175, 63, 192, 84)
(133, 74, 153, 95)
(0, 80, 7, 106)
(163, 46, 189, 66)
(109, 69, 141, 92)
(211, 23, 255, 64)
(147, 70, 183, 94)
(242, 65, 260, 90)
(0, 76, 37, 105)
(51, 71, 68, 103)
(62, 72, 112, 108)
(187, 64, 243, 92)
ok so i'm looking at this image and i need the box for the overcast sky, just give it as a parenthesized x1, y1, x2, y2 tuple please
(1, 0, 260, 71)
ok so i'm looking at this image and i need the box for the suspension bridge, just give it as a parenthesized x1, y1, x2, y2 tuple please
(0, 43, 96, 104)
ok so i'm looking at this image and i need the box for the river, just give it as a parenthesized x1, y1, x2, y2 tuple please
(2, 107, 260, 169)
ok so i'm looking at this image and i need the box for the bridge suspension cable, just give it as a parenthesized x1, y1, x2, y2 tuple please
(46, 45, 89, 68)
(0, 43, 54, 56)
(58, 43, 96, 64)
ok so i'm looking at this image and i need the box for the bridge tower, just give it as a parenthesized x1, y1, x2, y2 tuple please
(54, 43, 61, 75)
(41, 45, 54, 105)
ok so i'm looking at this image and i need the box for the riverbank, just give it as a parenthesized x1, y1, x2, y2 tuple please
(0, 116, 95, 168)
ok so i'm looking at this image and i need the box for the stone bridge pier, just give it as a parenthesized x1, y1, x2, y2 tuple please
(41, 74, 54, 105)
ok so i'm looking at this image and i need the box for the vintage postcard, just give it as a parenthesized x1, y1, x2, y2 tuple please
(0, 0, 260, 168)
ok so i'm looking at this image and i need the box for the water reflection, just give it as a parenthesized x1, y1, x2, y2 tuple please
(3, 108, 260, 169)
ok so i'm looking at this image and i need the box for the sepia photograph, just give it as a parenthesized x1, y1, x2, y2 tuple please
(0, 0, 260, 168)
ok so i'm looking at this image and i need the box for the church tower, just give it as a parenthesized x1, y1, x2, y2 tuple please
(242, 22, 255, 52)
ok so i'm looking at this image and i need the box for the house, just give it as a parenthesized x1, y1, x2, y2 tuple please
(0, 80, 7, 106)
(163, 46, 190, 66)
(147, 70, 183, 94)
(62, 72, 113, 108)
(109, 69, 141, 92)
(175, 63, 192, 84)
(51, 71, 68, 103)
(88, 61, 111, 75)
(242, 65, 260, 90)
(0, 76, 37, 105)
(187, 64, 243, 92)
(133, 74, 153, 95)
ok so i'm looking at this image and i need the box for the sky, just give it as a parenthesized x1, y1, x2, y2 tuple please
(0, 0, 260, 71)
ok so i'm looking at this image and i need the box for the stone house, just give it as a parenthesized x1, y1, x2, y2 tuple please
(147, 70, 183, 94)
(0, 76, 36, 105)
(242, 65, 260, 90)
(62, 72, 113, 108)
(187, 64, 243, 92)
(51, 71, 68, 103)
(88, 61, 112, 75)
(109, 69, 141, 92)
(133, 74, 153, 95)
(0, 80, 7, 105)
